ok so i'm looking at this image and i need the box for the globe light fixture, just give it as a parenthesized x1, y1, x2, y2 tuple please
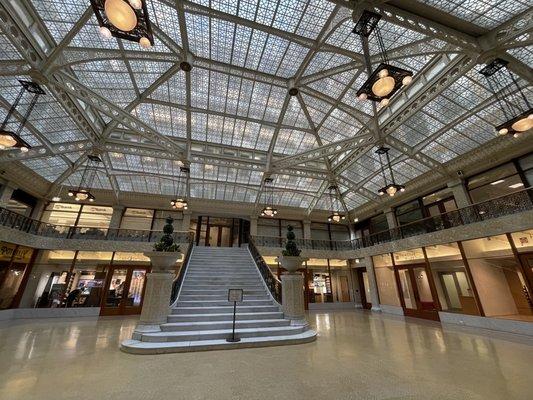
(376, 147, 405, 197)
(353, 10, 413, 106)
(260, 177, 278, 217)
(91, 0, 154, 48)
(327, 185, 345, 223)
(170, 166, 190, 210)
(68, 155, 101, 203)
(479, 58, 532, 137)
(0, 80, 45, 153)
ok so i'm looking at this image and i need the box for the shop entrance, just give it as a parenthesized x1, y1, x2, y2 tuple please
(355, 267, 371, 309)
(394, 263, 440, 321)
(100, 266, 150, 316)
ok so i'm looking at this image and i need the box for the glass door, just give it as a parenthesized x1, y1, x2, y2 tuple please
(395, 264, 440, 320)
(100, 266, 149, 315)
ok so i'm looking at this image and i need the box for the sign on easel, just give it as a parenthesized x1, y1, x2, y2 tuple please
(227, 288, 243, 343)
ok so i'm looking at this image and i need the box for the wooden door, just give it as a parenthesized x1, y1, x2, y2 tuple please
(100, 266, 149, 316)
(355, 268, 371, 309)
(395, 264, 440, 321)
(339, 276, 350, 302)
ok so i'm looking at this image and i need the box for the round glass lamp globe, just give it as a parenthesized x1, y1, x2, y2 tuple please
(511, 114, 533, 132)
(129, 0, 143, 9)
(0, 133, 17, 148)
(139, 36, 152, 49)
(386, 186, 397, 196)
(372, 76, 395, 97)
(99, 26, 112, 39)
(105, 0, 137, 32)
(76, 192, 89, 201)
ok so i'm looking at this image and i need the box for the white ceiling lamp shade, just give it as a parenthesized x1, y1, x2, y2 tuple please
(260, 177, 278, 217)
(479, 58, 532, 138)
(327, 185, 346, 223)
(68, 155, 102, 202)
(376, 147, 405, 197)
(353, 10, 413, 107)
(170, 166, 190, 210)
(91, 0, 154, 49)
(0, 80, 45, 153)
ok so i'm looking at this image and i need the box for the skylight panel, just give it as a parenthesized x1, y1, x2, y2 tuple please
(277, 42, 310, 78)
(231, 25, 253, 67)
(282, 97, 310, 129)
(436, 130, 478, 155)
(421, 141, 457, 163)
(30, 0, 89, 43)
(70, 16, 119, 49)
(0, 33, 23, 60)
(258, 35, 290, 76)
(326, 19, 363, 54)
(274, 129, 317, 155)
(507, 46, 533, 70)
(128, 61, 174, 93)
(186, 13, 210, 58)
(21, 156, 68, 181)
(304, 52, 353, 76)
(307, 70, 357, 100)
(150, 71, 186, 105)
(244, 29, 269, 71)
(151, 0, 182, 47)
(210, 18, 235, 64)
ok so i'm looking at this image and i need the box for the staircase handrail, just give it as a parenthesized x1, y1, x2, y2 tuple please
(169, 232, 195, 306)
(248, 237, 282, 304)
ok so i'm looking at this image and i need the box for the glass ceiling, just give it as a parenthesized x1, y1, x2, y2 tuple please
(0, 0, 531, 213)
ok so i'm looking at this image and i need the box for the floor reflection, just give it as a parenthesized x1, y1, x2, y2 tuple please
(0, 311, 532, 400)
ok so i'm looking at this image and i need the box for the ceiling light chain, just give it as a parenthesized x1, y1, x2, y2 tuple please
(479, 58, 532, 137)
(170, 166, 189, 210)
(376, 146, 405, 197)
(327, 184, 345, 223)
(68, 154, 102, 202)
(0, 80, 45, 152)
(260, 177, 278, 217)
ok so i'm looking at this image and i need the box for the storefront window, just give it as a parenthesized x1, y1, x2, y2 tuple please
(424, 243, 479, 315)
(310, 223, 329, 240)
(41, 202, 81, 226)
(467, 163, 525, 203)
(373, 253, 400, 306)
(77, 205, 112, 229)
(0, 243, 34, 309)
(392, 248, 425, 265)
(395, 200, 424, 226)
(257, 218, 280, 237)
(369, 213, 388, 233)
(462, 235, 533, 321)
(120, 208, 154, 230)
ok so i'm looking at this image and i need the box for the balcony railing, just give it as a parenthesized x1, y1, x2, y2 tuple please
(253, 187, 533, 251)
(0, 207, 194, 244)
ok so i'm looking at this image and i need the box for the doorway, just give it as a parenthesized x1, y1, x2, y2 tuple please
(100, 265, 150, 316)
(355, 267, 371, 309)
(195, 216, 249, 247)
(394, 263, 440, 320)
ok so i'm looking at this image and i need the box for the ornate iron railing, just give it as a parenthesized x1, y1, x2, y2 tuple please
(253, 187, 533, 251)
(248, 237, 282, 303)
(170, 238, 195, 306)
(0, 206, 193, 243)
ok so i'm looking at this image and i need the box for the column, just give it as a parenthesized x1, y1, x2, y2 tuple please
(0, 182, 16, 208)
(181, 210, 192, 232)
(447, 179, 471, 208)
(303, 219, 311, 240)
(384, 207, 397, 229)
(109, 205, 125, 230)
(30, 198, 46, 220)
(249, 216, 258, 237)
(364, 256, 381, 312)
(281, 272, 306, 324)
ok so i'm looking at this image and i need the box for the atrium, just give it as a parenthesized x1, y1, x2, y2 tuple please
(0, 0, 532, 399)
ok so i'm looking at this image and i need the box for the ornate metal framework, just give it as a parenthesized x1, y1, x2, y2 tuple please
(0, 0, 531, 216)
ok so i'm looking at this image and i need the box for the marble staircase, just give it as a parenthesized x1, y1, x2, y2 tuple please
(121, 246, 316, 354)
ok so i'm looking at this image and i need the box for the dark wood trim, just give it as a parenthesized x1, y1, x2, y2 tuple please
(422, 247, 442, 311)
(205, 216, 210, 246)
(457, 241, 485, 317)
(506, 233, 533, 295)
(10, 248, 39, 309)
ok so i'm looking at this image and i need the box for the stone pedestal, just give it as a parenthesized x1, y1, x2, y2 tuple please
(138, 272, 175, 329)
(281, 272, 306, 325)
(136, 252, 181, 332)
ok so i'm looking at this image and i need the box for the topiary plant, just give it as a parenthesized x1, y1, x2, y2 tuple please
(153, 216, 181, 252)
(282, 225, 301, 256)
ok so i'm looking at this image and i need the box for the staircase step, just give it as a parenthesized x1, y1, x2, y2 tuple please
(161, 319, 290, 331)
(167, 311, 284, 322)
(172, 305, 279, 314)
(121, 330, 317, 354)
(180, 289, 267, 296)
(181, 285, 264, 290)
(176, 299, 273, 307)
(179, 294, 269, 301)
(140, 325, 306, 342)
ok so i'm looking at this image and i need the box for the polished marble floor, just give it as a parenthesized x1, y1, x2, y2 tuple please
(1, 311, 532, 400)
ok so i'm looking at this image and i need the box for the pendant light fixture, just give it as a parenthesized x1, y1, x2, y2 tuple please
(327, 185, 345, 223)
(376, 147, 405, 197)
(91, 0, 154, 49)
(0, 80, 45, 152)
(51, 185, 65, 202)
(68, 155, 102, 202)
(479, 58, 532, 137)
(353, 10, 413, 107)
(260, 177, 278, 217)
(170, 166, 189, 210)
